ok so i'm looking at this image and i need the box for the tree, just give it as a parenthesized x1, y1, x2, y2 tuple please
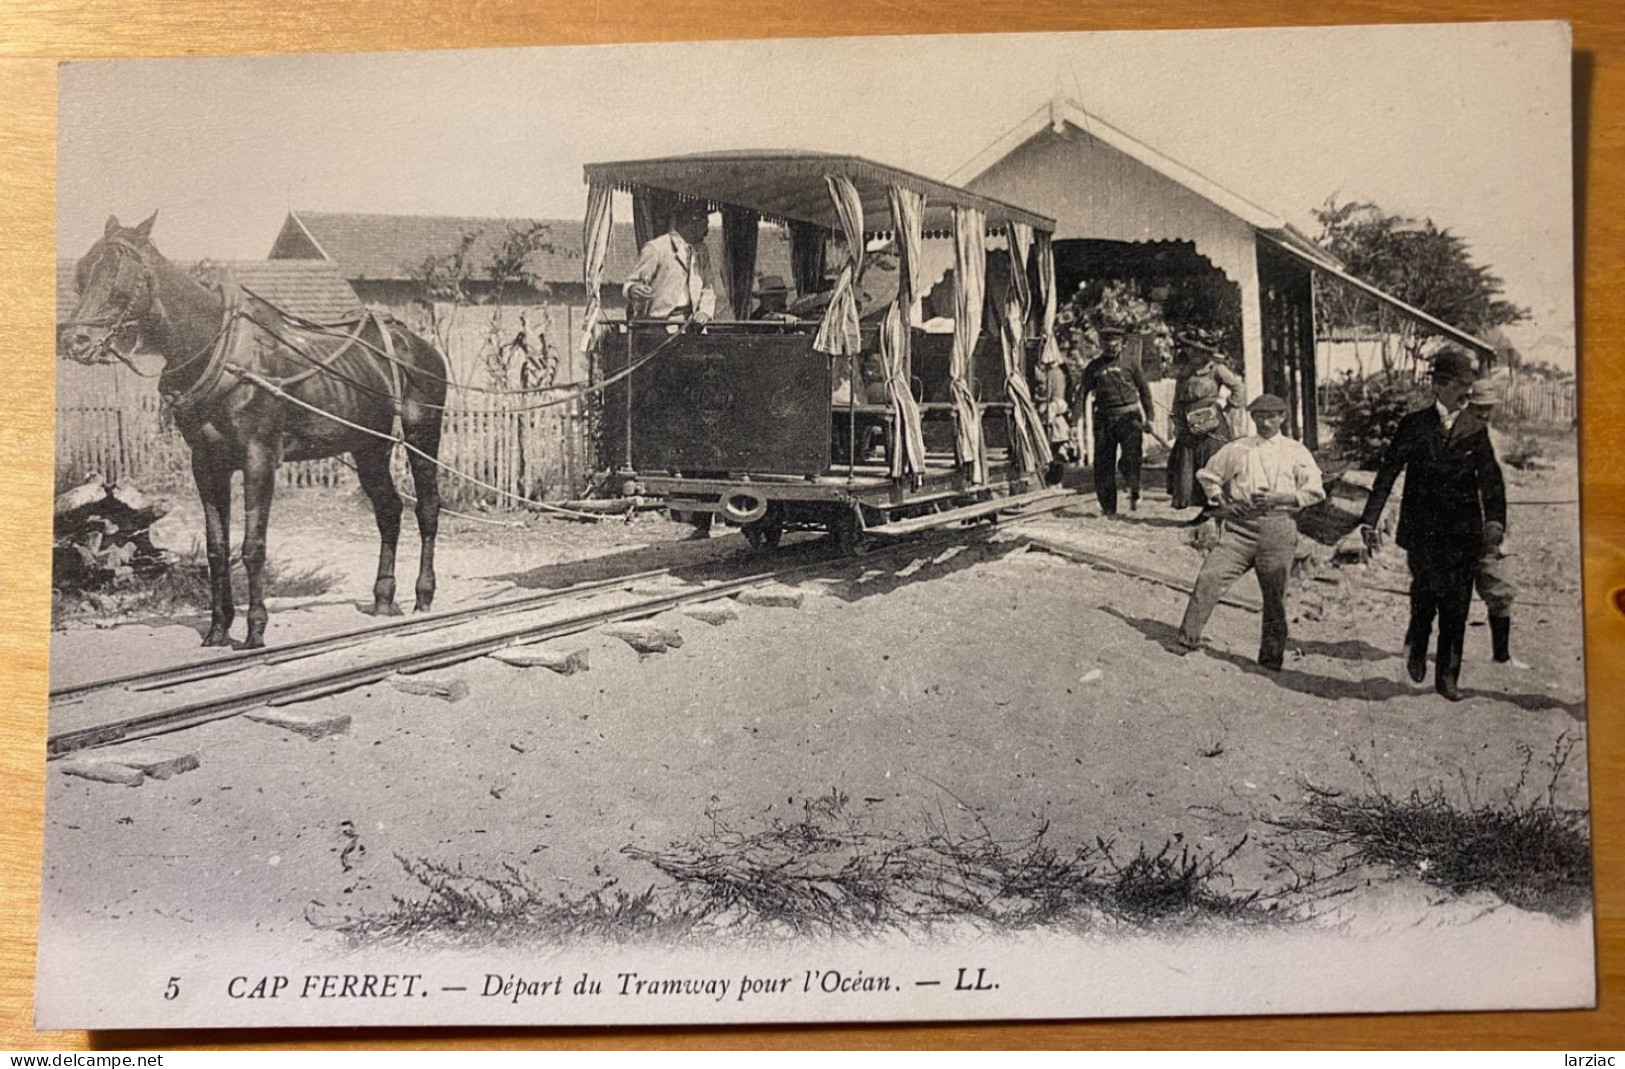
(409, 223, 561, 390)
(407, 223, 565, 503)
(1312, 199, 1528, 374)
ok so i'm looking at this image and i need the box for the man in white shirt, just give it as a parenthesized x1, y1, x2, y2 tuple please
(1177, 393, 1326, 670)
(624, 202, 717, 326)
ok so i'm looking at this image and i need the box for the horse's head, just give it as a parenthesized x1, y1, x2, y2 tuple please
(59, 212, 162, 365)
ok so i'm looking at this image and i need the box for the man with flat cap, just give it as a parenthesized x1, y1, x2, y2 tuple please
(1178, 393, 1325, 671)
(1358, 347, 1506, 700)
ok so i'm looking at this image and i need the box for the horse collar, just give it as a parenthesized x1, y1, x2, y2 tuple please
(160, 289, 240, 417)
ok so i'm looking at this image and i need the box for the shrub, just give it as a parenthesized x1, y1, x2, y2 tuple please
(1324, 373, 1430, 469)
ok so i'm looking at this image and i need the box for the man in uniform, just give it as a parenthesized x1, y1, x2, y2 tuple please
(1177, 394, 1325, 671)
(1077, 326, 1153, 517)
(1358, 348, 1506, 700)
(624, 202, 716, 328)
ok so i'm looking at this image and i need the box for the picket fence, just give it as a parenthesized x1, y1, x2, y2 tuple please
(1499, 375, 1577, 426)
(55, 360, 597, 506)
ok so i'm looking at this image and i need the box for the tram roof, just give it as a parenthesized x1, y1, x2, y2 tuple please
(583, 151, 1056, 237)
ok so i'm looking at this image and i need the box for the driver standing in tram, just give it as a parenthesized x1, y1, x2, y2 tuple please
(624, 201, 717, 329)
(625, 201, 720, 540)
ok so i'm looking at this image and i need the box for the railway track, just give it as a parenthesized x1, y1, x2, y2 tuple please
(48, 503, 1073, 759)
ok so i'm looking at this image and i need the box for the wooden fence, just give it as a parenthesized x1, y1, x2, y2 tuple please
(1500, 376, 1577, 426)
(55, 360, 598, 506)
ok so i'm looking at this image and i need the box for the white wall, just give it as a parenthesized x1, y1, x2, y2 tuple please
(964, 125, 1266, 403)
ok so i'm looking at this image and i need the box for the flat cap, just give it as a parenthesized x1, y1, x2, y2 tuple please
(1247, 393, 1289, 415)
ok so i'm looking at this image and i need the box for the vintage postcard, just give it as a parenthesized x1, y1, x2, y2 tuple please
(41, 23, 1589, 1029)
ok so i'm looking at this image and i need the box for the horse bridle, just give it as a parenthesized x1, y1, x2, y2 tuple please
(64, 235, 160, 368)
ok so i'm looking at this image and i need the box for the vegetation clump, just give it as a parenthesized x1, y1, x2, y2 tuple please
(326, 790, 1270, 947)
(1269, 738, 1591, 920)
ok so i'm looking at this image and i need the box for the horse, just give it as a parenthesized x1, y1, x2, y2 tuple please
(59, 213, 448, 649)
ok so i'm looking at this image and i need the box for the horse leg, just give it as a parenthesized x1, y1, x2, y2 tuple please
(353, 443, 404, 617)
(240, 439, 278, 649)
(191, 450, 235, 647)
(402, 417, 442, 613)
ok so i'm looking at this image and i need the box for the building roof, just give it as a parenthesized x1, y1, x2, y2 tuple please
(950, 97, 1493, 355)
(950, 98, 1335, 268)
(272, 210, 628, 284)
(584, 151, 1056, 237)
(270, 209, 796, 298)
(57, 257, 361, 322)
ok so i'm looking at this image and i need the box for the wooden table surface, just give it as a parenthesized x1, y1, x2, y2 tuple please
(1, 0, 1620, 1050)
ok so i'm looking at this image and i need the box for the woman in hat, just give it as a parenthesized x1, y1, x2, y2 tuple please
(1168, 333, 1245, 515)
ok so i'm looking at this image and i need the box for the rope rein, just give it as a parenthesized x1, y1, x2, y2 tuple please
(77, 247, 691, 518)
(226, 365, 608, 523)
(238, 308, 676, 416)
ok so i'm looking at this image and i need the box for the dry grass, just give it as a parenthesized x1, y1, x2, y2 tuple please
(1267, 736, 1591, 919)
(326, 790, 1272, 948)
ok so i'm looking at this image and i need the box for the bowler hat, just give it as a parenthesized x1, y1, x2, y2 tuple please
(1467, 379, 1500, 406)
(1430, 348, 1478, 383)
(756, 274, 789, 295)
(1248, 393, 1289, 415)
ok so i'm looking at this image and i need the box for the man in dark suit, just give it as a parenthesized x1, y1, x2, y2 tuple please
(1358, 347, 1506, 701)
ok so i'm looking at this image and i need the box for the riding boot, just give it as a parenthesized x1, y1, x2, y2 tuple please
(1435, 631, 1463, 702)
(1402, 613, 1432, 684)
(1490, 616, 1512, 663)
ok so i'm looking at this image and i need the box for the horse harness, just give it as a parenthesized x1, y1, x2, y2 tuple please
(70, 234, 412, 425)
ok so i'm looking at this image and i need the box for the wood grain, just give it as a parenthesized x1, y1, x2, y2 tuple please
(2, 0, 1620, 1049)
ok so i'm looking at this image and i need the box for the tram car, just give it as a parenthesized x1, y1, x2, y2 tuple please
(578, 152, 1076, 550)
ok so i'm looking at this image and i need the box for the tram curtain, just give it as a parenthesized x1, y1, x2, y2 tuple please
(813, 175, 865, 359)
(788, 220, 829, 299)
(1000, 222, 1052, 475)
(720, 206, 761, 321)
(1036, 230, 1063, 371)
(579, 183, 614, 353)
(951, 206, 988, 485)
(882, 184, 927, 480)
(631, 188, 677, 250)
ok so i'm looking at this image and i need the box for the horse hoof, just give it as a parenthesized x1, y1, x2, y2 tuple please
(372, 602, 404, 617)
(413, 600, 434, 613)
(243, 638, 266, 650)
(202, 632, 232, 648)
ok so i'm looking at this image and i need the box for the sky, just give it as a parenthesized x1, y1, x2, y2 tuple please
(57, 22, 1576, 367)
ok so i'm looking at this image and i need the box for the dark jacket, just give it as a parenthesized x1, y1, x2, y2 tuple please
(1359, 405, 1507, 553)
(1080, 355, 1153, 417)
